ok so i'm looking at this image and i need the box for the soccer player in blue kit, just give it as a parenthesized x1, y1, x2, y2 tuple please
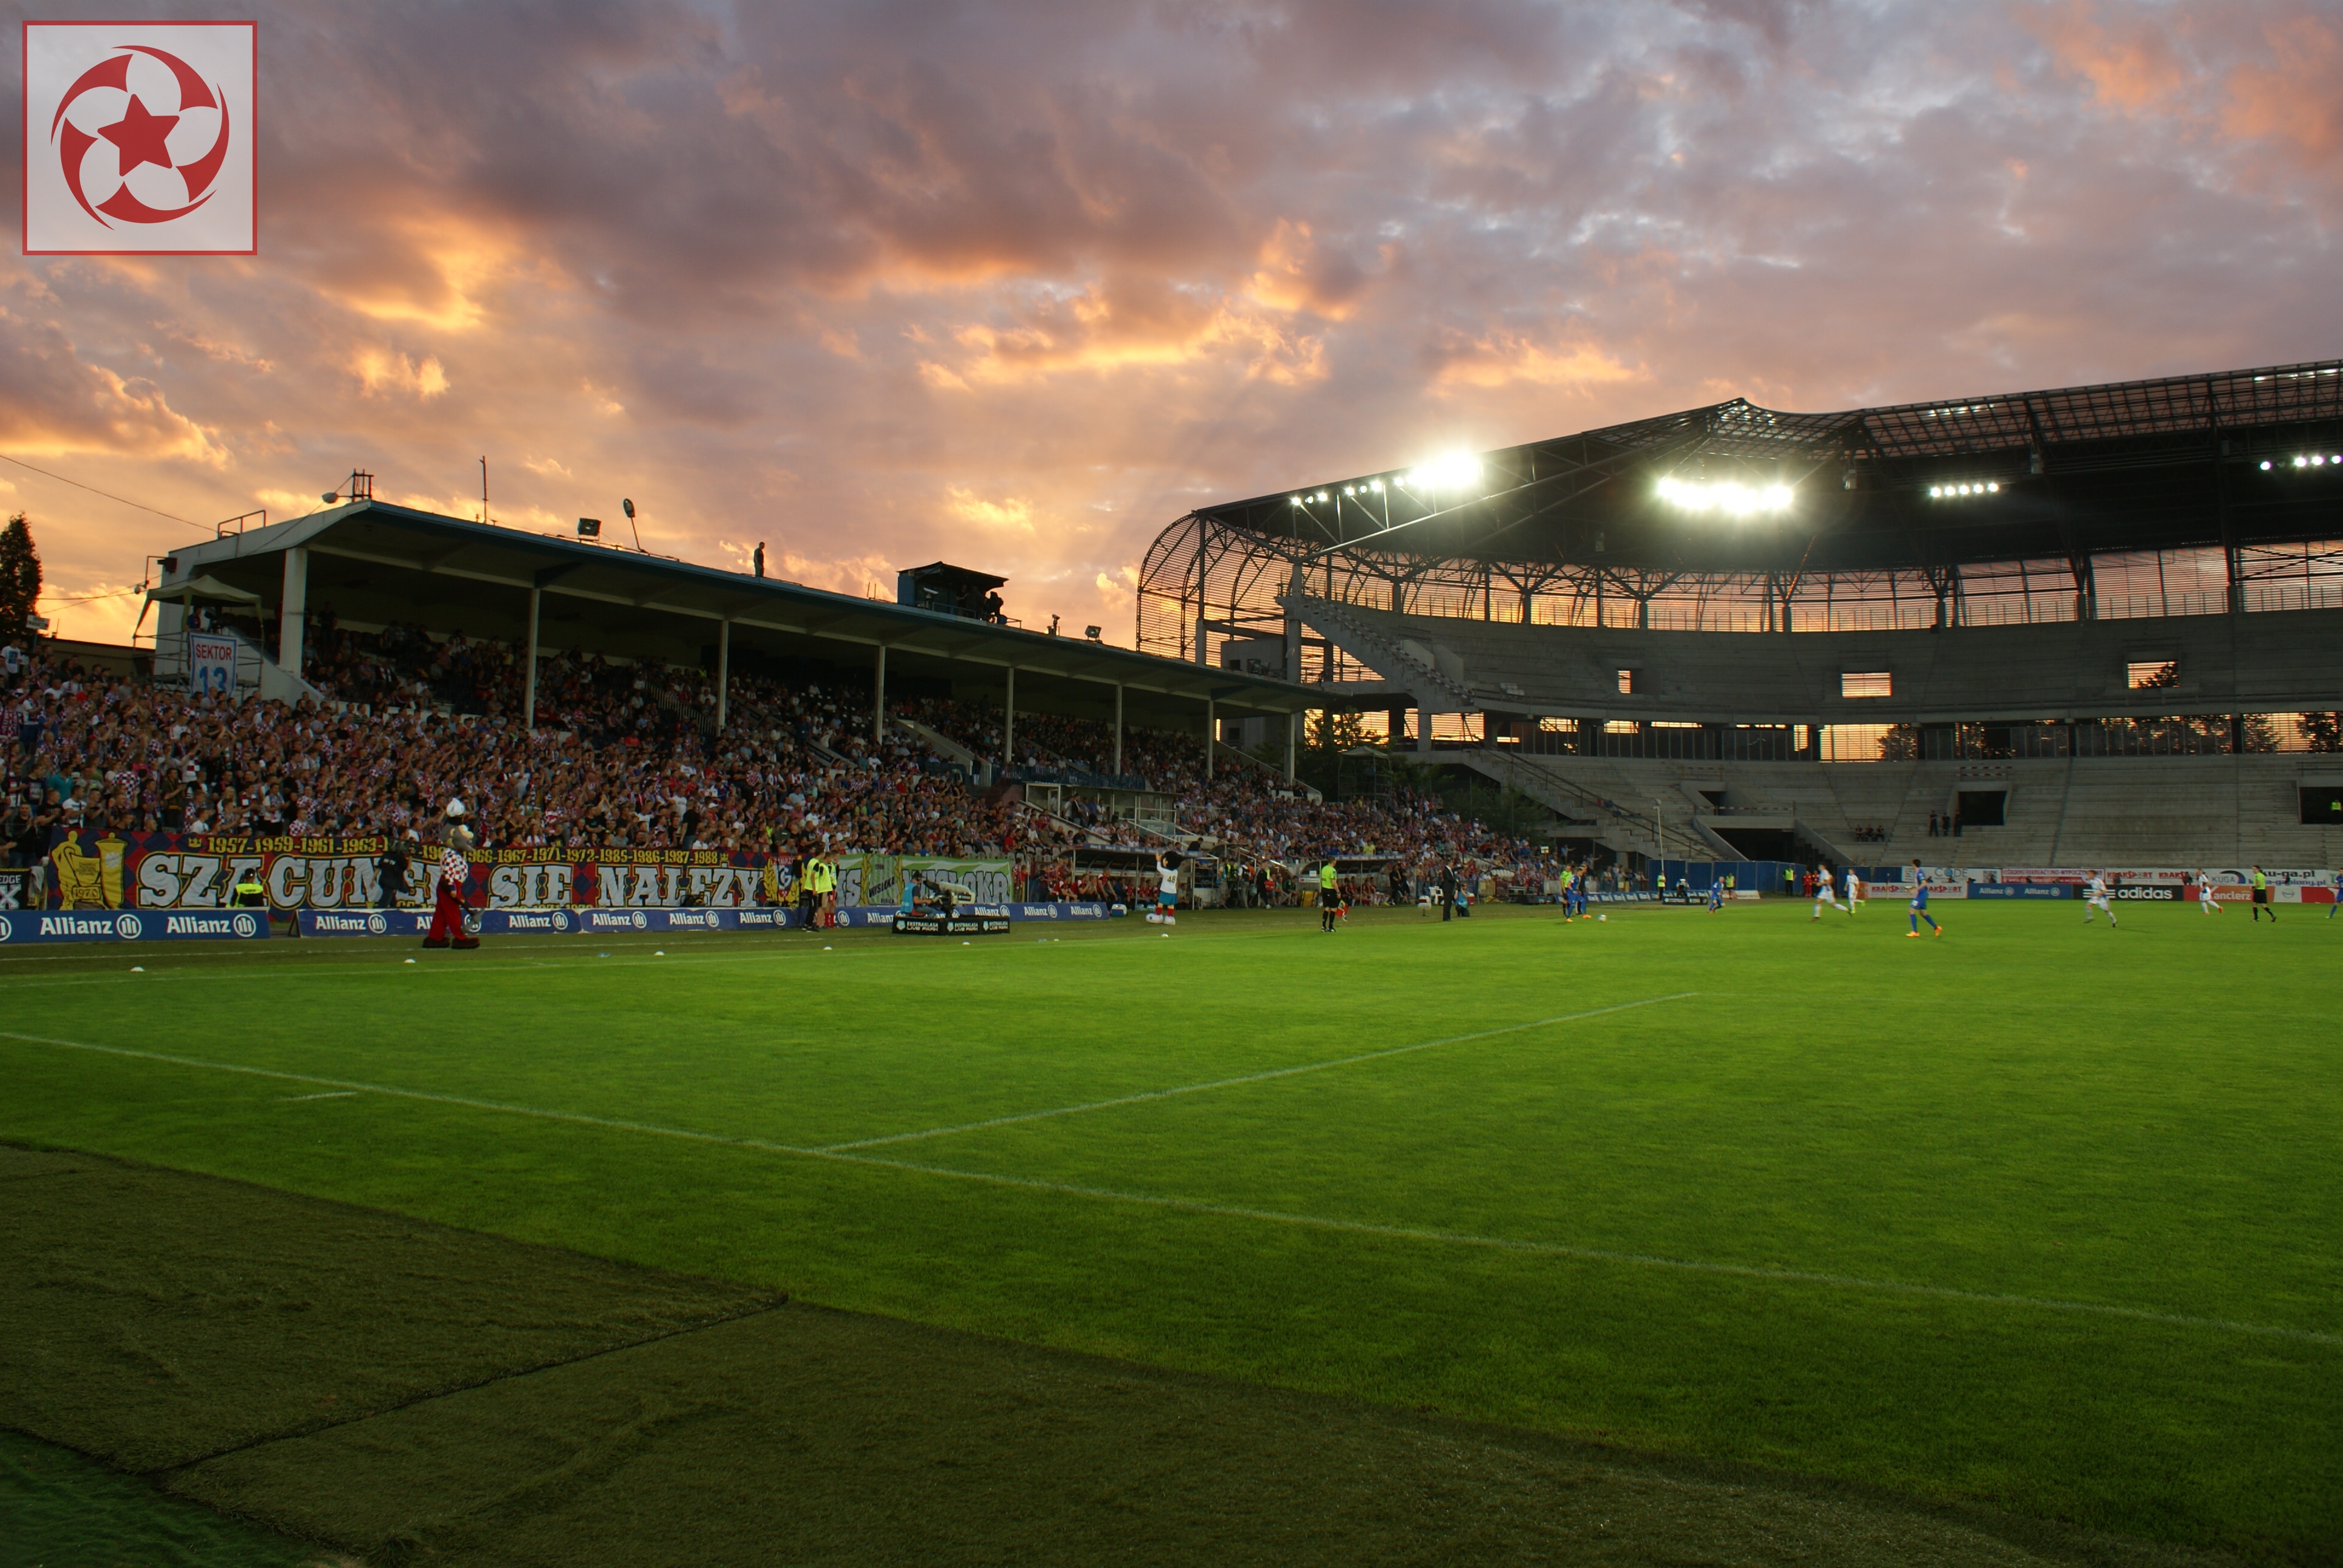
(1906, 858, 1942, 938)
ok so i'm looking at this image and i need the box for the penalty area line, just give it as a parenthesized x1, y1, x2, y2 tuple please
(5, 1026, 2336, 1351)
(816, 992, 1700, 1153)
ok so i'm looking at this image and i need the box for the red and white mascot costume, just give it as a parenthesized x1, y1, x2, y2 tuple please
(422, 799, 480, 949)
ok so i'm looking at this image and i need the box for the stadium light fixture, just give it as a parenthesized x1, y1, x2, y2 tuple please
(1656, 476, 1793, 517)
(1926, 481, 2001, 500)
(1369, 479, 1384, 492)
(1407, 451, 1482, 491)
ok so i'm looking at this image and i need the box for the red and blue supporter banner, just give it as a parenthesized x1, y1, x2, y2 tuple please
(39, 831, 790, 914)
(43, 834, 1029, 918)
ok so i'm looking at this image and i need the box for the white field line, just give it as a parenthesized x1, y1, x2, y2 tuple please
(281, 1091, 358, 1101)
(816, 993, 1699, 1153)
(4, 1027, 2336, 1351)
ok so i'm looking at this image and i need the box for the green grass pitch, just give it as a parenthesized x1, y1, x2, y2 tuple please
(2, 897, 2336, 1558)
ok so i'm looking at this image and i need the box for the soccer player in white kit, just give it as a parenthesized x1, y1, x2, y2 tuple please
(1810, 863, 1848, 920)
(1842, 865, 1862, 912)
(2083, 872, 2117, 926)
(2196, 870, 2221, 915)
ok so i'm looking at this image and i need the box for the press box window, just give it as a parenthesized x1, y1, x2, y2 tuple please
(2302, 786, 2343, 826)
(1841, 671, 1892, 699)
(1616, 669, 1637, 694)
(2128, 659, 2178, 690)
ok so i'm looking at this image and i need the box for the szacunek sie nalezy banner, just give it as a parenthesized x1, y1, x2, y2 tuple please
(36, 831, 1012, 913)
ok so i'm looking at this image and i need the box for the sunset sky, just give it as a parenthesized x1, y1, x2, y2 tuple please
(5, 0, 2339, 647)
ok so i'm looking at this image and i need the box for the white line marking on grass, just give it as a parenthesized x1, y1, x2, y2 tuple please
(0, 1028, 831, 1153)
(6, 1025, 2335, 1352)
(281, 1091, 358, 1101)
(827, 1152, 2343, 1351)
(816, 993, 1699, 1153)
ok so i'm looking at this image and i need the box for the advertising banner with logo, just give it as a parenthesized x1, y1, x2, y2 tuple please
(0, 869, 29, 910)
(0, 908, 268, 944)
(300, 902, 1119, 938)
(834, 856, 1016, 909)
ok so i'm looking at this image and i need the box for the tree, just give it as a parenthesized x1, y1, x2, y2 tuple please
(1306, 708, 1365, 753)
(2298, 713, 2343, 753)
(1878, 724, 1919, 761)
(0, 513, 38, 641)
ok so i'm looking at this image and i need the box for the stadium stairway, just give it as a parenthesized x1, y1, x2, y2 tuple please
(1451, 751, 1714, 863)
(1289, 593, 1478, 713)
(894, 715, 981, 769)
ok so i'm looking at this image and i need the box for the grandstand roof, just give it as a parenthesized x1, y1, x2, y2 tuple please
(1190, 359, 2343, 574)
(157, 501, 1317, 723)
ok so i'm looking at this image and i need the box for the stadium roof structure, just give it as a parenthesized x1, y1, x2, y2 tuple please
(1186, 359, 2343, 575)
(152, 500, 1320, 727)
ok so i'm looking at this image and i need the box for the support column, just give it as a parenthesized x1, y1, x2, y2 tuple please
(715, 621, 729, 732)
(1003, 666, 1015, 767)
(873, 644, 887, 744)
(523, 586, 541, 733)
(1112, 684, 1123, 775)
(277, 547, 307, 675)
(1205, 696, 1215, 779)
(1415, 704, 1430, 754)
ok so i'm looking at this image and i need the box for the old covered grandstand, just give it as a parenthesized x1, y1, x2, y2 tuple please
(1141, 358, 2343, 871)
(3, 497, 1547, 918)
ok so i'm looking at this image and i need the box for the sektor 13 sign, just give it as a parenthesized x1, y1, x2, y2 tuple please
(24, 21, 256, 255)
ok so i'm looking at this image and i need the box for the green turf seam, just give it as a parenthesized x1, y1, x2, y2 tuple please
(8, 1025, 2338, 1354)
(146, 1295, 793, 1477)
(815, 992, 1701, 1151)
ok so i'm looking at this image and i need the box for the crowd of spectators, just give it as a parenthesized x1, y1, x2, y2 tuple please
(1, 624, 1538, 900)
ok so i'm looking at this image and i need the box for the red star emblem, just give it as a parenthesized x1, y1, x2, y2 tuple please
(97, 94, 180, 176)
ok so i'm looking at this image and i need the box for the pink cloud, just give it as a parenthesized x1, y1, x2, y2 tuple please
(8, 0, 2341, 648)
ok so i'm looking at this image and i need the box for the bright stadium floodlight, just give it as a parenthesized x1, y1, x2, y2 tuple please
(1369, 478, 1384, 492)
(2261, 460, 2273, 471)
(1656, 475, 1794, 517)
(1419, 450, 1481, 489)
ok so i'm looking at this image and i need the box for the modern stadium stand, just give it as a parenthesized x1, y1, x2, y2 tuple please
(1139, 356, 2343, 872)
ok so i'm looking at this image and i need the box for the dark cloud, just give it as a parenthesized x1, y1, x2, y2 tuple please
(5, 0, 2339, 643)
